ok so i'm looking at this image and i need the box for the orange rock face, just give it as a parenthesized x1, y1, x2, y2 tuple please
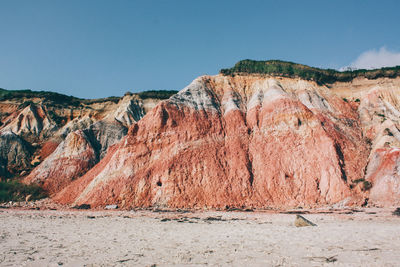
(55, 76, 371, 208)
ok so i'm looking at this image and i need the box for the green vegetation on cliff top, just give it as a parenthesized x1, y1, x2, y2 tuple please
(0, 88, 83, 106)
(137, 90, 179, 100)
(0, 88, 178, 105)
(220, 60, 400, 84)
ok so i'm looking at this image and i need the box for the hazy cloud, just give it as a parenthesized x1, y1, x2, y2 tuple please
(345, 47, 400, 70)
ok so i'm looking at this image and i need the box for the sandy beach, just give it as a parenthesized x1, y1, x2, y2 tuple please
(1, 208, 400, 266)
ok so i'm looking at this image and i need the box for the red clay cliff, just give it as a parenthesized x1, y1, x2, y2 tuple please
(54, 75, 382, 208)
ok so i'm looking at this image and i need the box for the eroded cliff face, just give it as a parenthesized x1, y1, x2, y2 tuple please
(0, 93, 164, 179)
(24, 130, 98, 194)
(1, 104, 56, 137)
(54, 74, 396, 209)
(6, 74, 400, 208)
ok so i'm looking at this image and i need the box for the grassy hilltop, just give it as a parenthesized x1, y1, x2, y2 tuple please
(0, 88, 178, 106)
(220, 60, 400, 85)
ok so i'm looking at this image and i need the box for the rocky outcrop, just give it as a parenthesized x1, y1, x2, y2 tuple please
(87, 121, 128, 159)
(0, 91, 168, 180)
(54, 75, 371, 209)
(24, 130, 98, 194)
(105, 95, 144, 127)
(352, 84, 400, 207)
(23, 95, 147, 193)
(0, 131, 32, 178)
(0, 104, 57, 138)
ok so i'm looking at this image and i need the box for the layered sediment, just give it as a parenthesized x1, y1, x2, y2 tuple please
(55, 74, 400, 208)
(3, 63, 400, 208)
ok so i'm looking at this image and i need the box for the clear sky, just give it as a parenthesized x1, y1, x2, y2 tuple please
(1, 0, 400, 98)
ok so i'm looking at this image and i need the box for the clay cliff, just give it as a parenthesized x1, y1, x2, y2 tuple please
(54, 63, 400, 208)
(4, 60, 400, 208)
(0, 89, 175, 183)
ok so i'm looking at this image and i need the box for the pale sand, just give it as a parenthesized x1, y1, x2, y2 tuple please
(0, 208, 399, 266)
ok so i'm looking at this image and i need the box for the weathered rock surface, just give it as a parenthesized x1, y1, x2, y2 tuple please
(105, 96, 144, 127)
(365, 148, 400, 207)
(55, 75, 374, 208)
(0, 131, 32, 178)
(87, 121, 128, 160)
(351, 83, 400, 207)
(5, 71, 400, 208)
(0, 103, 57, 138)
(0, 91, 167, 181)
(23, 114, 141, 194)
(24, 130, 98, 194)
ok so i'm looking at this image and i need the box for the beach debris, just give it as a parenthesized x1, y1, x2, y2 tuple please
(105, 204, 118, 210)
(294, 215, 317, 227)
(117, 256, 143, 263)
(204, 216, 225, 221)
(305, 255, 337, 262)
(25, 194, 32, 202)
(393, 207, 400, 216)
(353, 248, 380, 251)
(73, 204, 91, 209)
(225, 206, 254, 212)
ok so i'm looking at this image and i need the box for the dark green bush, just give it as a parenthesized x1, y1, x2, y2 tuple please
(47, 110, 66, 125)
(0, 88, 81, 106)
(0, 180, 47, 202)
(82, 96, 120, 105)
(0, 88, 178, 106)
(137, 90, 178, 100)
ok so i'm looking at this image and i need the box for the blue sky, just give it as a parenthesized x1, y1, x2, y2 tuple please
(1, 0, 400, 98)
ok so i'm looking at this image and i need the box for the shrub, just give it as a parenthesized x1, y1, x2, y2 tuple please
(0, 88, 81, 106)
(137, 90, 178, 100)
(0, 88, 179, 106)
(352, 179, 372, 191)
(47, 110, 66, 125)
(0, 180, 47, 202)
(385, 128, 394, 136)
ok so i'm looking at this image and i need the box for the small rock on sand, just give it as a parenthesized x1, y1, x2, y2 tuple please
(294, 215, 317, 227)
